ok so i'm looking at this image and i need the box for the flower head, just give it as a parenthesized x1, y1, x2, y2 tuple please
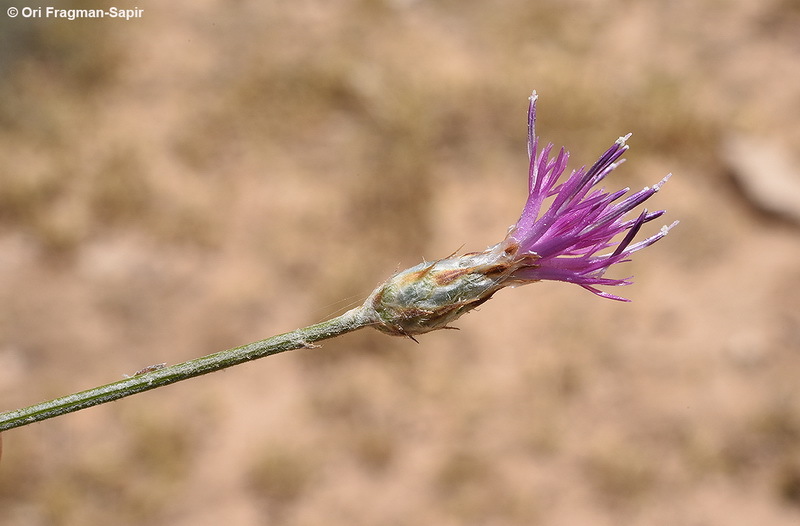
(365, 91, 677, 337)
(499, 91, 677, 301)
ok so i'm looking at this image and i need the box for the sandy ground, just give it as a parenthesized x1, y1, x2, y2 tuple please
(1, 1, 800, 525)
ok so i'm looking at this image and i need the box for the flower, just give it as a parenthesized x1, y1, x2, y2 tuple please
(364, 91, 677, 337)
(500, 91, 677, 301)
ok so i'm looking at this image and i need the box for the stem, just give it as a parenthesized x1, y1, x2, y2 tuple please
(0, 306, 374, 432)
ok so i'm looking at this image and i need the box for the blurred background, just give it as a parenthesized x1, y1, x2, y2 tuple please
(1, 0, 799, 524)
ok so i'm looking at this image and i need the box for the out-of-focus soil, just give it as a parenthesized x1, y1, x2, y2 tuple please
(1, 1, 799, 525)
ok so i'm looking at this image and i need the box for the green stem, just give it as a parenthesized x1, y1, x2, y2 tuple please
(0, 306, 374, 432)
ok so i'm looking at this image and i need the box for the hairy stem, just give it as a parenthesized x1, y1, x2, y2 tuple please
(0, 306, 374, 432)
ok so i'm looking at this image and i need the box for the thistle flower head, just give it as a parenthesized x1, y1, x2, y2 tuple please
(499, 91, 678, 301)
(365, 91, 677, 337)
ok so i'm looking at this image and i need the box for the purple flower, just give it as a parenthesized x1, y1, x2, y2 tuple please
(366, 91, 676, 337)
(499, 91, 678, 301)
